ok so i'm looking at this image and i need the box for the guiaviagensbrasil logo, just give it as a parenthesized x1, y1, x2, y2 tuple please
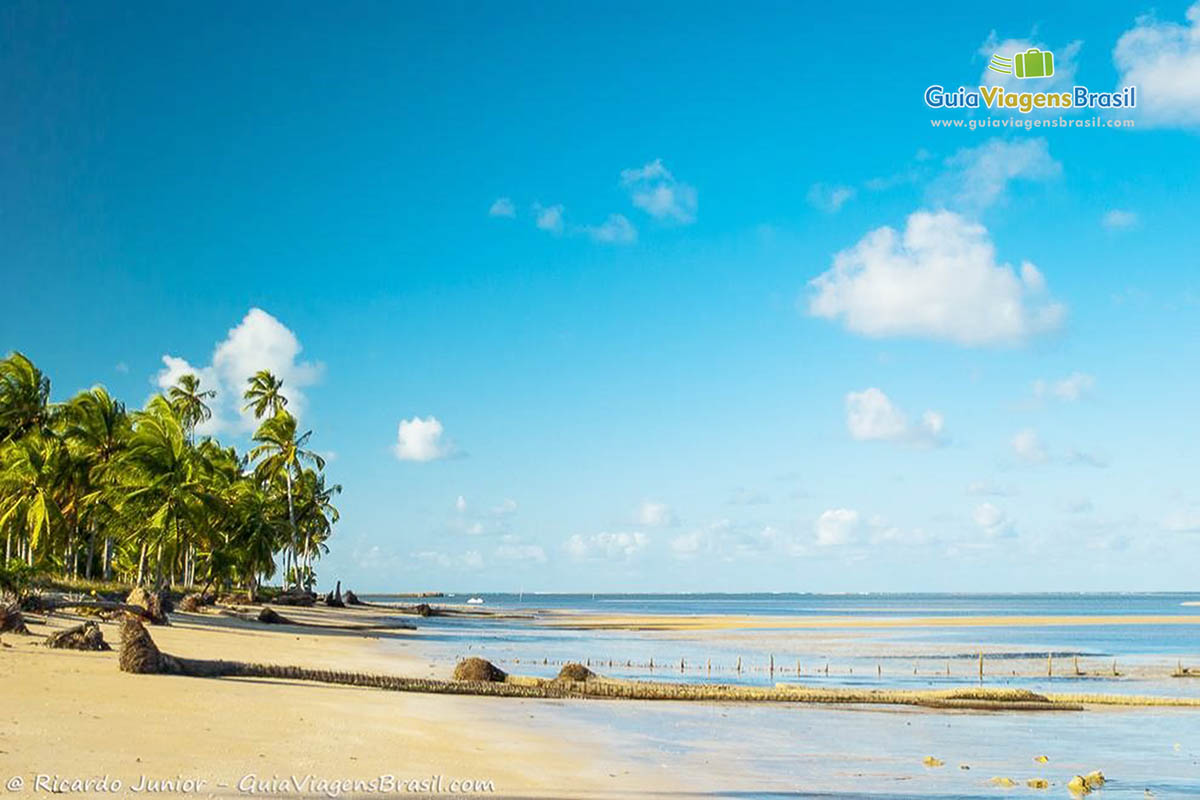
(988, 48, 1054, 80)
(925, 46, 1136, 115)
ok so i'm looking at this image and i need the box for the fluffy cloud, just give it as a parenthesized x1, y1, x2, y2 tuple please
(1034, 372, 1095, 402)
(1114, 3, 1200, 127)
(488, 197, 516, 218)
(582, 213, 637, 244)
(933, 138, 1061, 212)
(814, 509, 862, 547)
(565, 531, 648, 561)
(154, 308, 322, 435)
(620, 159, 697, 224)
(534, 203, 565, 234)
(845, 388, 944, 447)
(809, 210, 1064, 346)
(807, 183, 856, 213)
(1012, 428, 1048, 464)
(1102, 209, 1139, 230)
(636, 501, 676, 527)
(973, 502, 1016, 538)
(978, 33, 1082, 93)
(394, 416, 452, 462)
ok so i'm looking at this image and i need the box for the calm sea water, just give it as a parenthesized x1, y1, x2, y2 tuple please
(367, 593, 1200, 799)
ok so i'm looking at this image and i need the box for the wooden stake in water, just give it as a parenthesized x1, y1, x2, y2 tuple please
(736, 656, 742, 674)
(1047, 654, 1053, 677)
(707, 659, 711, 675)
(680, 657, 685, 674)
(877, 664, 882, 678)
(978, 651, 984, 681)
(770, 654, 774, 677)
(1074, 656, 1081, 676)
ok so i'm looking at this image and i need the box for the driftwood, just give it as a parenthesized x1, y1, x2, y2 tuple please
(323, 580, 344, 608)
(343, 590, 361, 605)
(45, 621, 110, 651)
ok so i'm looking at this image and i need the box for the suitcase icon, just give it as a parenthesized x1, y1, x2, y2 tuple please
(1014, 48, 1054, 79)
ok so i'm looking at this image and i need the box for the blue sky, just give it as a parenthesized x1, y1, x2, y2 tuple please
(4, 1, 1200, 592)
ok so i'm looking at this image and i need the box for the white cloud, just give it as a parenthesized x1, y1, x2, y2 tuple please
(565, 531, 648, 561)
(620, 159, 697, 224)
(807, 183, 856, 213)
(973, 502, 1016, 538)
(1012, 428, 1048, 464)
(978, 33, 1082, 93)
(1114, 4, 1200, 127)
(534, 203, 565, 234)
(413, 549, 484, 570)
(493, 541, 547, 564)
(636, 501, 676, 527)
(455, 495, 467, 512)
(582, 213, 637, 244)
(669, 520, 788, 560)
(933, 138, 1061, 212)
(1033, 372, 1095, 402)
(814, 509, 862, 547)
(669, 529, 706, 558)
(845, 388, 944, 447)
(154, 308, 322, 435)
(1102, 209, 1139, 230)
(394, 416, 452, 462)
(488, 197, 516, 218)
(809, 210, 1064, 346)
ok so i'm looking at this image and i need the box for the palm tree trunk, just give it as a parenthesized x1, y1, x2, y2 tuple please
(285, 470, 298, 590)
(103, 537, 112, 580)
(137, 540, 147, 585)
(85, 524, 96, 580)
(4, 531, 10, 563)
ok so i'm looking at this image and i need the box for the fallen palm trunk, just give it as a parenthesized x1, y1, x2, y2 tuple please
(38, 598, 162, 624)
(115, 620, 1200, 710)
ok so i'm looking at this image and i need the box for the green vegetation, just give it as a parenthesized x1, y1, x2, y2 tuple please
(0, 352, 339, 598)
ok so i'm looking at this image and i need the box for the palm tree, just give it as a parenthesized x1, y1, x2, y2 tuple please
(243, 370, 288, 420)
(0, 352, 52, 442)
(292, 468, 341, 588)
(224, 480, 285, 600)
(0, 434, 68, 565)
(116, 396, 214, 587)
(62, 387, 129, 578)
(168, 374, 215, 444)
(249, 411, 323, 590)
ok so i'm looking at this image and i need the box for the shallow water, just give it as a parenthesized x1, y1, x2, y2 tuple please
(371, 593, 1200, 697)
(546, 700, 1200, 799)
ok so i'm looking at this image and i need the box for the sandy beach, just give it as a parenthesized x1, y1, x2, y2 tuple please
(2, 607, 674, 800)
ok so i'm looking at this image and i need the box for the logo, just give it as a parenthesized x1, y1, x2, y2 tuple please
(924, 45, 1136, 114)
(988, 48, 1055, 80)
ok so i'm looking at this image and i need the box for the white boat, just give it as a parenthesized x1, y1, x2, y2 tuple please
(466, 596, 485, 605)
